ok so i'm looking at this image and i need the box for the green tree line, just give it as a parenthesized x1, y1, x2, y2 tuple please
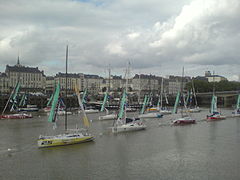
(185, 80, 240, 93)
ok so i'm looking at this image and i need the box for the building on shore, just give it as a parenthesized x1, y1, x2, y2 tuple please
(55, 72, 84, 95)
(102, 75, 124, 93)
(45, 76, 55, 95)
(204, 71, 227, 82)
(132, 74, 162, 99)
(84, 74, 103, 95)
(0, 72, 9, 94)
(166, 75, 191, 94)
(5, 57, 46, 93)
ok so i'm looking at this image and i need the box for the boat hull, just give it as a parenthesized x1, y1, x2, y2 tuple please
(57, 111, 72, 116)
(43, 107, 51, 112)
(172, 118, 196, 125)
(188, 108, 201, 113)
(0, 113, 33, 119)
(112, 123, 146, 133)
(138, 112, 163, 118)
(232, 110, 240, 117)
(83, 109, 99, 114)
(232, 113, 240, 117)
(99, 114, 117, 120)
(38, 134, 94, 148)
(206, 116, 226, 121)
(159, 110, 172, 115)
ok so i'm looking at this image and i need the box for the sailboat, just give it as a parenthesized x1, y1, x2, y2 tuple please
(17, 93, 39, 112)
(172, 67, 196, 125)
(112, 63, 146, 133)
(79, 89, 99, 114)
(187, 79, 201, 113)
(45, 92, 71, 115)
(138, 94, 163, 118)
(0, 82, 32, 119)
(98, 91, 117, 120)
(38, 46, 94, 148)
(43, 93, 54, 112)
(232, 94, 240, 117)
(112, 90, 146, 133)
(56, 98, 73, 116)
(99, 66, 117, 120)
(158, 78, 171, 114)
(206, 72, 226, 121)
(206, 95, 226, 120)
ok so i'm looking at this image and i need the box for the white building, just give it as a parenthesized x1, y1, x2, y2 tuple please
(55, 73, 84, 94)
(0, 73, 9, 93)
(5, 58, 46, 92)
(84, 74, 103, 95)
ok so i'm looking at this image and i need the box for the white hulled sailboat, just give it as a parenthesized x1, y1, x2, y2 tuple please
(187, 79, 201, 113)
(112, 63, 146, 133)
(138, 94, 163, 118)
(98, 91, 117, 120)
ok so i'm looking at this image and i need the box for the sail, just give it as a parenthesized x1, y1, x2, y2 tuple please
(236, 94, 240, 109)
(210, 95, 217, 114)
(82, 89, 87, 104)
(156, 95, 160, 108)
(165, 93, 169, 104)
(19, 94, 27, 107)
(140, 95, 148, 114)
(100, 91, 108, 112)
(146, 92, 152, 106)
(172, 91, 180, 114)
(48, 82, 60, 123)
(10, 82, 21, 111)
(189, 90, 193, 107)
(185, 90, 190, 107)
(46, 93, 54, 107)
(192, 80, 198, 107)
(75, 84, 90, 128)
(118, 90, 127, 119)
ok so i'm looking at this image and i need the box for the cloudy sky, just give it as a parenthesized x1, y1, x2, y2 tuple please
(0, 0, 240, 80)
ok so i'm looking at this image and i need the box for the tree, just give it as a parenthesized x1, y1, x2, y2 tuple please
(186, 80, 240, 92)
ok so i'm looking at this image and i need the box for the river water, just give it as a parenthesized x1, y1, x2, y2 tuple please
(0, 108, 240, 180)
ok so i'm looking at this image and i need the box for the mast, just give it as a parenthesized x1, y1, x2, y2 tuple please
(138, 74, 141, 104)
(180, 67, 184, 118)
(1, 83, 18, 115)
(124, 62, 130, 119)
(160, 78, 164, 109)
(213, 71, 215, 96)
(108, 64, 111, 92)
(191, 79, 198, 107)
(65, 45, 68, 131)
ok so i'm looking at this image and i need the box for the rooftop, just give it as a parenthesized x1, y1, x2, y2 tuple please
(6, 65, 44, 74)
(0, 72, 7, 77)
(56, 72, 81, 78)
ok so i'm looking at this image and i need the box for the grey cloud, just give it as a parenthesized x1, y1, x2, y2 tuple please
(0, 0, 239, 80)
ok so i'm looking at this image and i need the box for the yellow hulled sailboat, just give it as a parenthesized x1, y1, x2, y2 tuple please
(38, 46, 94, 148)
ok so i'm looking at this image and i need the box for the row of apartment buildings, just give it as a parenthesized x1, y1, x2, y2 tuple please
(0, 60, 227, 96)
